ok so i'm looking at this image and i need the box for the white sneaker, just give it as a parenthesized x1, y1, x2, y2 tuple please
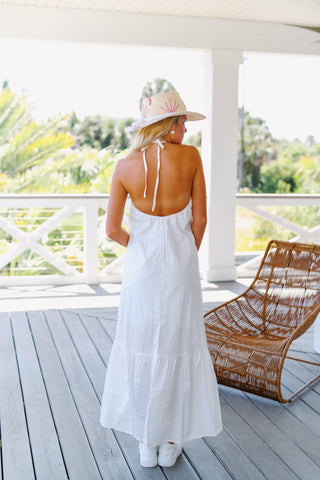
(139, 442, 158, 468)
(158, 442, 182, 467)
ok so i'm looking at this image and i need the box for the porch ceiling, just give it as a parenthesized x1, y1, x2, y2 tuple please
(0, 0, 319, 28)
(0, 1, 319, 55)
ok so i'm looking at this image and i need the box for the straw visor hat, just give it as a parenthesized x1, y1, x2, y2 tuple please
(125, 90, 205, 133)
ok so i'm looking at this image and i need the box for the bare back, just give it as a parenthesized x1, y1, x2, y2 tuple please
(118, 143, 202, 216)
(107, 141, 207, 249)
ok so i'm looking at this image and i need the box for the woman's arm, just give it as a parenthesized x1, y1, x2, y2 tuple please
(191, 150, 207, 250)
(106, 161, 130, 247)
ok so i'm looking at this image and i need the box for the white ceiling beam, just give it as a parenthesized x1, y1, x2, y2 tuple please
(0, 5, 319, 55)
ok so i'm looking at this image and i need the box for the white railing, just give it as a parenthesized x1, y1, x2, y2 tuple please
(1, 193, 320, 286)
(235, 193, 320, 275)
(0, 194, 125, 285)
(236, 193, 320, 243)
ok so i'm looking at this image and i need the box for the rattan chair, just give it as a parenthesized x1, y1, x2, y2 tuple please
(205, 239, 320, 402)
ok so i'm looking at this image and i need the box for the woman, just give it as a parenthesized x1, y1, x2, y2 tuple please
(100, 90, 222, 468)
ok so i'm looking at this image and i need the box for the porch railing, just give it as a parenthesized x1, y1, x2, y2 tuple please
(1, 193, 320, 286)
(0, 194, 119, 285)
(236, 193, 320, 243)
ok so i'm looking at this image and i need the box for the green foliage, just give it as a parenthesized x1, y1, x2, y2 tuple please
(277, 140, 311, 163)
(238, 110, 320, 194)
(139, 78, 176, 109)
(0, 87, 75, 185)
(0, 87, 31, 143)
(257, 140, 320, 195)
(10, 146, 118, 194)
(259, 157, 296, 193)
(238, 109, 320, 248)
(238, 110, 277, 190)
(60, 112, 134, 152)
(294, 155, 320, 193)
(0, 87, 121, 195)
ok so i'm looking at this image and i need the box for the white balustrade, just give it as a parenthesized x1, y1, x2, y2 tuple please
(1, 193, 320, 287)
(0, 194, 121, 285)
(237, 194, 320, 244)
(235, 194, 320, 274)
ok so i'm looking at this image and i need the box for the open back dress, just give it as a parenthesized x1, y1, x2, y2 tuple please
(100, 141, 222, 447)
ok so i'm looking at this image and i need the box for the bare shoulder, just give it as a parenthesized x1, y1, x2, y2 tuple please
(177, 144, 202, 167)
(180, 144, 201, 158)
(116, 152, 135, 168)
(114, 151, 140, 176)
(167, 143, 200, 159)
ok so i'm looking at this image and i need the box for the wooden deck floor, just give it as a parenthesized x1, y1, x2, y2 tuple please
(0, 281, 320, 480)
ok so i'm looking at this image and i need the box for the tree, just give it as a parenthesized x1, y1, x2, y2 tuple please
(60, 113, 134, 152)
(139, 78, 176, 109)
(0, 87, 117, 194)
(0, 87, 73, 179)
(294, 154, 320, 194)
(304, 135, 316, 147)
(238, 110, 277, 191)
(259, 157, 296, 193)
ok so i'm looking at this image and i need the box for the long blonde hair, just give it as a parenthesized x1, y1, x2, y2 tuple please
(129, 116, 180, 153)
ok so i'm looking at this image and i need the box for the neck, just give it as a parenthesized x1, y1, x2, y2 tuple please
(161, 135, 172, 144)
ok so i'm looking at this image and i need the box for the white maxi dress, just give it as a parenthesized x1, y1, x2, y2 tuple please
(100, 141, 222, 447)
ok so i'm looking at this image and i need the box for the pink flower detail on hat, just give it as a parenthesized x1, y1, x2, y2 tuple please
(141, 104, 149, 118)
(160, 97, 180, 113)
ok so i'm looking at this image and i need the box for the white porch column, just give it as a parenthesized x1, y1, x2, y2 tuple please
(201, 50, 243, 281)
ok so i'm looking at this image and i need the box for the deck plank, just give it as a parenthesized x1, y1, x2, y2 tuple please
(45, 309, 133, 480)
(0, 313, 35, 480)
(11, 311, 68, 480)
(99, 316, 117, 341)
(28, 310, 105, 480)
(285, 352, 320, 396)
(205, 429, 266, 480)
(220, 386, 320, 480)
(182, 438, 233, 480)
(282, 364, 320, 412)
(80, 312, 114, 366)
(303, 351, 320, 395)
(248, 394, 320, 467)
(60, 310, 107, 399)
(219, 393, 299, 480)
(283, 398, 320, 442)
(1, 279, 320, 480)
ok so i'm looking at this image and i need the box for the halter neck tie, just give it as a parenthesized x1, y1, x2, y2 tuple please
(141, 139, 165, 212)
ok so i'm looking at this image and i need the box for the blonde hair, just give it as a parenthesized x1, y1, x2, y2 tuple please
(129, 116, 180, 153)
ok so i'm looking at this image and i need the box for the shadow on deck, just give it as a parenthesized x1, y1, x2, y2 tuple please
(0, 280, 319, 480)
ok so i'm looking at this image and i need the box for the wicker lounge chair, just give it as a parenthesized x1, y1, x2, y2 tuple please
(205, 239, 320, 402)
